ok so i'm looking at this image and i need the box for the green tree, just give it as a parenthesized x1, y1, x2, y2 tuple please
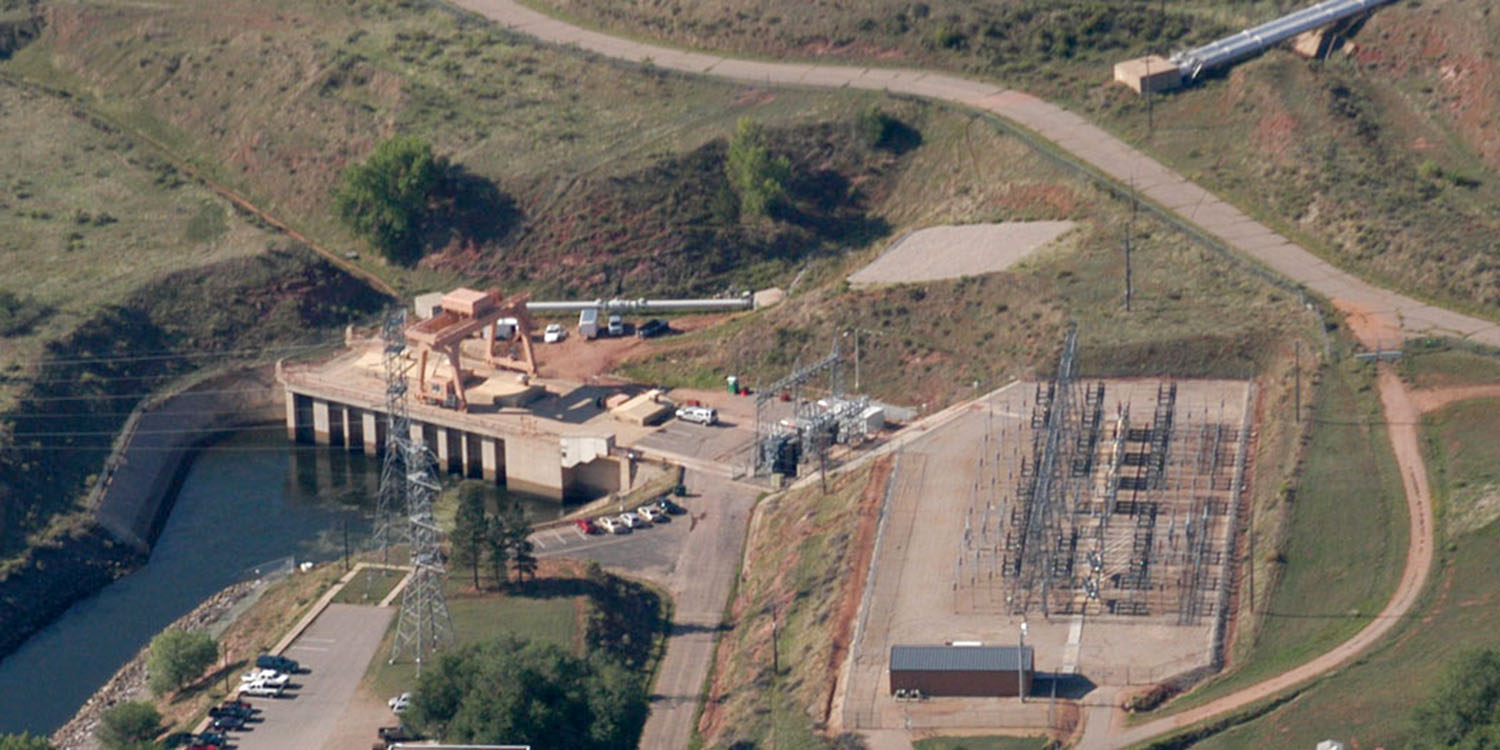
(725, 117, 791, 219)
(451, 481, 490, 589)
(97, 702, 160, 750)
(487, 499, 529, 588)
(1414, 648, 1500, 748)
(334, 135, 442, 264)
(512, 539, 538, 584)
(409, 637, 647, 750)
(0, 733, 53, 750)
(146, 629, 218, 696)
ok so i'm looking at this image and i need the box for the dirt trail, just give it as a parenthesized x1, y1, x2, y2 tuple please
(437, 3, 1461, 747)
(1081, 366, 1435, 748)
(1411, 384, 1500, 414)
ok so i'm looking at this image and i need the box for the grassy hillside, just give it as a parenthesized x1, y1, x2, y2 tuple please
(0, 73, 386, 561)
(1181, 393, 1500, 749)
(618, 107, 1315, 410)
(4, 0, 923, 298)
(529, 0, 1500, 321)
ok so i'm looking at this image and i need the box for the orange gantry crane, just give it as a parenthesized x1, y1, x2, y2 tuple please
(405, 287, 538, 412)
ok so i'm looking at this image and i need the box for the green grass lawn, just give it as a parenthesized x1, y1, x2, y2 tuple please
(331, 567, 405, 605)
(1184, 396, 1500, 749)
(363, 575, 582, 698)
(1150, 359, 1407, 716)
(913, 736, 1051, 750)
(1400, 338, 1500, 390)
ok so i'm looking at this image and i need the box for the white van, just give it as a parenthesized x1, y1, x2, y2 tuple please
(578, 309, 599, 339)
(676, 406, 718, 426)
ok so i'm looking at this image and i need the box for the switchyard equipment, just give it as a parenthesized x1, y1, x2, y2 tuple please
(977, 329, 1252, 625)
(752, 342, 854, 476)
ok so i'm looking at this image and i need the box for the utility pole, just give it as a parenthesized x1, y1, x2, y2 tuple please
(1125, 181, 1136, 312)
(1294, 340, 1302, 421)
(1018, 620, 1029, 704)
(1145, 57, 1155, 139)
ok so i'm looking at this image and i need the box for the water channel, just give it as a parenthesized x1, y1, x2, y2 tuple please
(0, 426, 568, 735)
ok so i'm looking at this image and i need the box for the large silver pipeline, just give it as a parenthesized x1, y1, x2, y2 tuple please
(1170, 0, 1392, 80)
(524, 295, 755, 314)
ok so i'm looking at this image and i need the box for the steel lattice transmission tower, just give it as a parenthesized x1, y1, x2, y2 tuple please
(373, 310, 413, 564)
(389, 439, 453, 670)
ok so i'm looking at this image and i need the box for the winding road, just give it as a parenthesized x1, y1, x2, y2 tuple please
(442, 1, 1482, 747)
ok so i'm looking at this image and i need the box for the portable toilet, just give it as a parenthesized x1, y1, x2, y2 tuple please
(578, 308, 599, 340)
(727, 375, 740, 394)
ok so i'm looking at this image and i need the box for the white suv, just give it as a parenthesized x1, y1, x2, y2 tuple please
(676, 406, 717, 426)
(241, 682, 284, 698)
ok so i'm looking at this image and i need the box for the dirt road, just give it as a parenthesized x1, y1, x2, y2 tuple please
(437, 2, 1471, 746)
(1079, 366, 1435, 748)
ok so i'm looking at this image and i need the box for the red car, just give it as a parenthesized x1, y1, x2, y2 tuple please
(575, 518, 599, 534)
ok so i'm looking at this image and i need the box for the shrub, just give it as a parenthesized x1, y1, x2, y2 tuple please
(724, 118, 790, 219)
(334, 135, 443, 264)
(97, 702, 160, 750)
(146, 629, 218, 696)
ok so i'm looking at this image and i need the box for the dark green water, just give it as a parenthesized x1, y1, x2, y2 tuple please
(0, 428, 571, 736)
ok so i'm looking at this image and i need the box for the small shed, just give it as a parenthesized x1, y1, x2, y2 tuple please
(889, 644, 1033, 698)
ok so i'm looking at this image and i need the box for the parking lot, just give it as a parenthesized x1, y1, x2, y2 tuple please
(529, 498, 695, 581)
(230, 604, 394, 750)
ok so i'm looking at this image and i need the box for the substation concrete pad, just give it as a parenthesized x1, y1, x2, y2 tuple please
(843, 379, 1254, 735)
(848, 221, 1075, 286)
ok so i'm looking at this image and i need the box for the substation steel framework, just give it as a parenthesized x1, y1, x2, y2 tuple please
(374, 311, 412, 562)
(752, 341, 845, 475)
(1005, 325, 1090, 617)
(375, 309, 455, 669)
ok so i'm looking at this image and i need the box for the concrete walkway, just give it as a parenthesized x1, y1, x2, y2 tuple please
(443, 2, 1466, 747)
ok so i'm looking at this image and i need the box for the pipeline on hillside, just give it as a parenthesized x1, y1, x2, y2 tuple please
(1170, 0, 1393, 80)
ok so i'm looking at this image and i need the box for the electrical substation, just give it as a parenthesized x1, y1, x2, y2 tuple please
(843, 328, 1256, 734)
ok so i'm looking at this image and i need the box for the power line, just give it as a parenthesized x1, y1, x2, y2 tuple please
(1, 340, 340, 368)
(9, 424, 293, 439)
(3, 387, 274, 404)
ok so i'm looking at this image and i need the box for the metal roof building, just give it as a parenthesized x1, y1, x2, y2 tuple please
(889, 644, 1034, 698)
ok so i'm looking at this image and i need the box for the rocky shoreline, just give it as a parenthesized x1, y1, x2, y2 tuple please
(50, 580, 260, 750)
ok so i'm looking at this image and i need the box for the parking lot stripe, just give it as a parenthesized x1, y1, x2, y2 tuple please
(289, 645, 330, 652)
(530, 535, 547, 549)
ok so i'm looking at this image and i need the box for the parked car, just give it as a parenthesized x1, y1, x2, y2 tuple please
(209, 704, 253, 719)
(618, 511, 645, 529)
(637, 505, 666, 523)
(607, 314, 624, 336)
(636, 318, 669, 339)
(210, 715, 246, 731)
(388, 692, 411, 715)
(188, 743, 219, 750)
(378, 725, 420, 744)
(656, 497, 685, 515)
(218, 699, 254, 713)
(675, 405, 718, 425)
(575, 518, 599, 534)
(254, 654, 299, 673)
(240, 668, 289, 686)
(596, 516, 625, 534)
(196, 732, 229, 747)
(543, 323, 566, 343)
(240, 682, 283, 698)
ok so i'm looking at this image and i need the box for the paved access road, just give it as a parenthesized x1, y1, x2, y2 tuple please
(450, 0, 1500, 353)
(438, 3, 1458, 748)
(233, 604, 394, 750)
